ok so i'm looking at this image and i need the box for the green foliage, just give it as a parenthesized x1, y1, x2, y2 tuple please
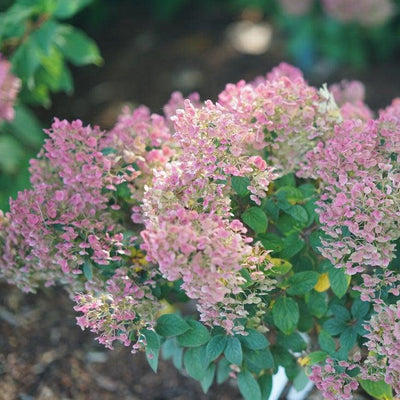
(155, 314, 190, 337)
(272, 297, 299, 334)
(0, 0, 101, 210)
(242, 206, 268, 233)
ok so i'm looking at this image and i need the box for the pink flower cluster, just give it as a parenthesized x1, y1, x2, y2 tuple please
(141, 93, 281, 332)
(0, 55, 20, 121)
(321, 0, 395, 26)
(310, 359, 359, 400)
(102, 105, 174, 223)
(329, 80, 373, 121)
(299, 103, 400, 275)
(361, 301, 400, 394)
(74, 267, 160, 351)
(218, 63, 340, 173)
(0, 119, 132, 292)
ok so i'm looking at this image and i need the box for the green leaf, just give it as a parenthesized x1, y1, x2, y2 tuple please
(306, 351, 328, 365)
(279, 233, 305, 259)
(330, 304, 351, 321)
(155, 314, 190, 337)
(141, 329, 160, 350)
(258, 374, 273, 400)
(265, 199, 279, 221)
(328, 267, 351, 299)
(351, 298, 369, 319)
(32, 20, 59, 55)
(323, 318, 347, 336)
(82, 261, 93, 280)
(238, 369, 262, 400)
(244, 348, 274, 372)
(206, 335, 227, 362)
(273, 297, 299, 334)
(55, 24, 102, 66)
(176, 320, 210, 347)
(242, 207, 268, 233)
(287, 271, 319, 295)
(293, 368, 310, 392)
(54, 0, 93, 18)
(305, 290, 328, 318)
(239, 329, 269, 350)
(6, 105, 44, 147)
(216, 357, 231, 384)
(359, 379, 393, 400)
(268, 258, 293, 276)
(200, 363, 215, 393)
(11, 37, 41, 84)
(184, 346, 208, 381)
(277, 332, 306, 352)
(274, 173, 296, 188)
(318, 330, 336, 353)
(141, 328, 161, 373)
(0, 134, 24, 173)
(224, 336, 243, 365)
(257, 233, 284, 253)
(340, 326, 357, 351)
(286, 205, 308, 224)
(231, 176, 250, 196)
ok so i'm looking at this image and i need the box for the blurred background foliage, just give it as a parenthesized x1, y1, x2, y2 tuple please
(0, 0, 400, 210)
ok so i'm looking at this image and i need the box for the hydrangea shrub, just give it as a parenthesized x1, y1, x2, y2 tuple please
(1, 63, 400, 400)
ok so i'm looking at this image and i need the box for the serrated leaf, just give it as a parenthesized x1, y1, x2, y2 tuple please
(244, 348, 274, 372)
(224, 336, 243, 365)
(206, 335, 227, 361)
(176, 320, 210, 347)
(293, 368, 310, 392)
(231, 175, 250, 196)
(272, 297, 299, 334)
(340, 326, 357, 351)
(242, 207, 268, 233)
(330, 304, 351, 321)
(277, 331, 306, 352)
(329, 267, 351, 298)
(351, 298, 369, 319)
(323, 317, 347, 336)
(239, 329, 269, 350)
(287, 271, 319, 295)
(156, 314, 190, 337)
(238, 369, 262, 400)
(145, 346, 159, 373)
(359, 379, 393, 400)
(286, 205, 308, 224)
(200, 363, 215, 393)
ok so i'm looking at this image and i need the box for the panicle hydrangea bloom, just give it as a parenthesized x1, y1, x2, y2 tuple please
(74, 267, 160, 352)
(329, 80, 373, 121)
(277, 0, 314, 16)
(142, 98, 278, 333)
(0, 118, 147, 292)
(321, 0, 395, 26)
(309, 359, 359, 400)
(218, 63, 341, 173)
(0, 55, 20, 121)
(163, 90, 201, 127)
(299, 108, 400, 275)
(360, 301, 400, 394)
(101, 105, 174, 223)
